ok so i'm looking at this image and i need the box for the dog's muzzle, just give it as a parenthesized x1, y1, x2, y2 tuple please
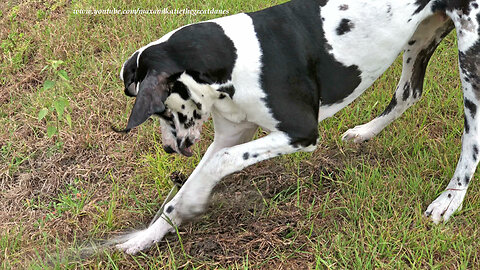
(163, 136, 195, 157)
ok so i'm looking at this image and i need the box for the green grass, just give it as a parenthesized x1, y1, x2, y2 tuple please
(1, 0, 480, 269)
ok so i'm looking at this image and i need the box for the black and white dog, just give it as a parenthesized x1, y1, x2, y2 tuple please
(115, 0, 480, 254)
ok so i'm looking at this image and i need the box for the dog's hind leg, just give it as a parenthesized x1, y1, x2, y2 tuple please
(426, 5, 480, 223)
(343, 14, 454, 143)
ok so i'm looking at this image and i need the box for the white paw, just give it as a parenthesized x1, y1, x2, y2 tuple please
(342, 124, 377, 143)
(115, 229, 159, 255)
(424, 189, 466, 224)
(116, 219, 174, 255)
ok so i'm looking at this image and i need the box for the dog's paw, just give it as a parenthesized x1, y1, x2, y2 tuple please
(342, 124, 377, 143)
(115, 229, 159, 255)
(424, 189, 466, 224)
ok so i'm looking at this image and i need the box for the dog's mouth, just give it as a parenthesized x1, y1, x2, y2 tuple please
(162, 130, 199, 157)
(177, 137, 194, 157)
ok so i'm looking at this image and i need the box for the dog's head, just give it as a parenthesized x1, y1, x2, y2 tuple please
(117, 52, 212, 157)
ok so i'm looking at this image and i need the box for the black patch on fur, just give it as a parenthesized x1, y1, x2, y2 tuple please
(408, 40, 417, 46)
(181, 104, 185, 110)
(336, 19, 354, 35)
(136, 22, 237, 85)
(339, 4, 349, 11)
(219, 93, 227, 99)
(403, 82, 411, 101)
(381, 95, 397, 116)
(243, 152, 250, 160)
(184, 118, 195, 129)
(432, 0, 475, 14)
(177, 112, 187, 123)
(413, 0, 431, 15)
(465, 175, 470, 185)
(171, 81, 190, 100)
(192, 101, 202, 111)
(193, 110, 202, 120)
(465, 113, 470, 133)
(249, 0, 361, 147)
(473, 144, 479, 160)
(465, 98, 477, 118)
(166, 205, 174, 214)
(253, 153, 259, 158)
(448, 193, 452, 198)
(407, 57, 412, 64)
(473, 3, 479, 9)
(218, 85, 235, 98)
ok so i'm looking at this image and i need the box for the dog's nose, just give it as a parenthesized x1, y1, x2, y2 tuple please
(163, 145, 176, 154)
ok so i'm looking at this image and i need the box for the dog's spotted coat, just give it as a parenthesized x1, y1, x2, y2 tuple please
(115, 0, 480, 254)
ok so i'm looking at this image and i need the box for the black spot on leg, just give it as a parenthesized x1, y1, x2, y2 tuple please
(181, 104, 185, 110)
(381, 95, 397, 116)
(473, 3, 479, 9)
(473, 145, 479, 160)
(407, 57, 412, 64)
(336, 19, 354, 35)
(339, 4, 349, 10)
(408, 40, 417, 46)
(448, 193, 452, 198)
(465, 98, 477, 118)
(465, 113, 470, 133)
(403, 82, 411, 101)
(465, 175, 471, 185)
(166, 205, 174, 214)
(243, 152, 250, 160)
(253, 153, 259, 158)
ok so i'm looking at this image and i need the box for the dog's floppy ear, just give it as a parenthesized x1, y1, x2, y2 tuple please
(113, 72, 169, 133)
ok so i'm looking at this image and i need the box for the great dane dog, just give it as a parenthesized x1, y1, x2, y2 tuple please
(114, 0, 480, 254)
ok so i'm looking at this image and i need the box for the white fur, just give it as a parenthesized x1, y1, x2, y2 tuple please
(318, 0, 434, 121)
(342, 14, 452, 142)
(210, 14, 280, 131)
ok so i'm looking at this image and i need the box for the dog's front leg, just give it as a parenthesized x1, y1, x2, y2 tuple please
(425, 8, 480, 223)
(116, 114, 259, 254)
(117, 127, 314, 254)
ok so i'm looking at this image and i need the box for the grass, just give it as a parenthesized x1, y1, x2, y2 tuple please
(1, 0, 479, 269)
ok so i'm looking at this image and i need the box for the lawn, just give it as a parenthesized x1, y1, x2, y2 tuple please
(1, 0, 479, 269)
